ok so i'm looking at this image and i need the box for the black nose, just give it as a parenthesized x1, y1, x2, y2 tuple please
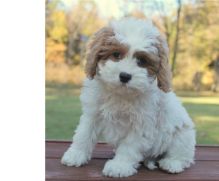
(119, 72, 132, 83)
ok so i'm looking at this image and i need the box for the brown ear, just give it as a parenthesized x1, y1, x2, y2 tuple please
(85, 27, 114, 78)
(156, 36, 172, 92)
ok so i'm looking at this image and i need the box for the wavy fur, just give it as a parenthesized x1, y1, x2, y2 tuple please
(61, 18, 196, 177)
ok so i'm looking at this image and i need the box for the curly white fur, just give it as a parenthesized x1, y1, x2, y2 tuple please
(61, 18, 196, 177)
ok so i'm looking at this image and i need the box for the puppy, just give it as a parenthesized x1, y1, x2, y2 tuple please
(61, 18, 196, 177)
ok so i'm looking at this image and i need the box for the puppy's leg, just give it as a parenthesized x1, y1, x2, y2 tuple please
(159, 128, 195, 173)
(103, 134, 147, 177)
(144, 159, 158, 170)
(61, 114, 97, 167)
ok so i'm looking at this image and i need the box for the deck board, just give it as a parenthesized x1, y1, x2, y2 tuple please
(46, 141, 219, 181)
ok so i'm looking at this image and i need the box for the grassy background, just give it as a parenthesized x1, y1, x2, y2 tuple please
(46, 83, 219, 145)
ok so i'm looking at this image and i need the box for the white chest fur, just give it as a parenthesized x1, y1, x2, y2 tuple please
(80, 79, 193, 157)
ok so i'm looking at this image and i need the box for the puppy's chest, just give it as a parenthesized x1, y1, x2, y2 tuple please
(98, 103, 133, 144)
(99, 101, 133, 126)
(97, 96, 152, 143)
(99, 96, 144, 123)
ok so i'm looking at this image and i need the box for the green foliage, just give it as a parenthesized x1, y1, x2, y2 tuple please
(65, 0, 104, 65)
(171, 0, 219, 89)
(181, 0, 219, 62)
(48, 10, 68, 43)
(46, 0, 68, 63)
(46, 0, 104, 65)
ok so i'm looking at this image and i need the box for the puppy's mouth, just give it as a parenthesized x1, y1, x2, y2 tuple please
(98, 77, 138, 94)
(97, 72, 151, 95)
(116, 81, 146, 96)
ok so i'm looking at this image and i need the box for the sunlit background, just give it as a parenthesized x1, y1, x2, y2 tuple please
(46, 0, 219, 144)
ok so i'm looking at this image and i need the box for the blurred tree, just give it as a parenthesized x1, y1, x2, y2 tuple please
(152, 0, 182, 75)
(46, 0, 68, 64)
(171, 0, 182, 73)
(65, 1, 104, 65)
(208, 56, 219, 92)
(45, 0, 219, 90)
(147, 0, 219, 90)
(182, 0, 219, 62)
(175, 0, 219, 90)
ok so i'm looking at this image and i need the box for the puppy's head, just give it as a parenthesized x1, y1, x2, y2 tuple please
(85, 18, 172, 94)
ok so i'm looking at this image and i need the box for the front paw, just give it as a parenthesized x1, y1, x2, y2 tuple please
(61, 147, 90, 167)
(159, 158, 185, 173)
(102, 159, 137, 177)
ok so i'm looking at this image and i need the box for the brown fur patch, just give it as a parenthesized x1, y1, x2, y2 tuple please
(155, 36, 172, 92)
(133, 51, 160, 76)
(85, 27, 128, 78)
(85, 25, 171, 92)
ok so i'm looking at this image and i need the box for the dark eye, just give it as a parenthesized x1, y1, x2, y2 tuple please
(137, 57, 148, 67)
(112, 51, 121, 59)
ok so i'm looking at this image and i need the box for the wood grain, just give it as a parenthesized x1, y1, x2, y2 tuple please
(46, 141, 219, 181)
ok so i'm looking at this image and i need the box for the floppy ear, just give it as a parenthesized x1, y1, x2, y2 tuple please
(85, 27, 114, 78)
(156, 36, 172, 92)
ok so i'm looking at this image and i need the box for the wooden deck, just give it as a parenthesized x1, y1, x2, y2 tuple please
(46, 140, 219, 181)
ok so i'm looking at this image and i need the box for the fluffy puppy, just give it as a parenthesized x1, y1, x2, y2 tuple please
(61, 18, 196, 177)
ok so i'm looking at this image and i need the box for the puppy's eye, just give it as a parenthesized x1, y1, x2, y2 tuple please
(112, 51, 121, 59)
(137, 57, 149, 67)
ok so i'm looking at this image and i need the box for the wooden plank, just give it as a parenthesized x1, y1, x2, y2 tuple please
(46, 142, 114, 159)
(46, 158, 219, 181)
(46, 141, 219, 181)
(46, 141, 219, 161)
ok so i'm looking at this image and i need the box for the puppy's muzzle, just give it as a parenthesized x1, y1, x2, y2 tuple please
(119, 72, 132, 83)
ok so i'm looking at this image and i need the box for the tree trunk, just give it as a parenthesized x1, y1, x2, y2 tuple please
(171, 0, 182, 75)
